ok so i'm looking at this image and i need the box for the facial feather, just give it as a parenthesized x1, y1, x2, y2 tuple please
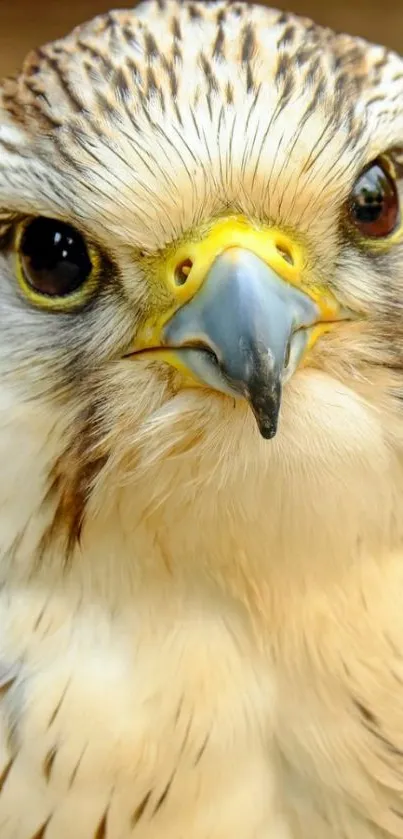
(0, 0, 401, 584)
(1, 6, 403, 839)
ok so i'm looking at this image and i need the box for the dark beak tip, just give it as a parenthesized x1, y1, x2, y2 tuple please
(260, 424, 278, 440)
(256, 417, 279, 439)
(250, 402, 279, 439)
(247, 382, 281, 440)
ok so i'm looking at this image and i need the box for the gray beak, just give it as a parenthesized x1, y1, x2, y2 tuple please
(162, 248, 320, 438)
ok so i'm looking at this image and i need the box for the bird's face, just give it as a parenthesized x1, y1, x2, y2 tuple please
(1, 0, 403, 568)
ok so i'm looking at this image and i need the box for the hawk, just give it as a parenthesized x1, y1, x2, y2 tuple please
(0, 1, 402, 837)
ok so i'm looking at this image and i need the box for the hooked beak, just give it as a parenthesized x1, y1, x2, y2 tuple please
(130, 219, 351, 439)
(162, 248, 321, 438)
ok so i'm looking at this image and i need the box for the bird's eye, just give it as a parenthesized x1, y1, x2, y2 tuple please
(348, 159, 399, 239)
(16, 217, 97, 310)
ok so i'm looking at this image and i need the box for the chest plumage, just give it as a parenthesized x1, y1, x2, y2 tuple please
(1, 1, 403, 837)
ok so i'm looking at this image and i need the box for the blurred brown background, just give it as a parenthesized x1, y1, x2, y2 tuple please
(0, 0, 401, 78)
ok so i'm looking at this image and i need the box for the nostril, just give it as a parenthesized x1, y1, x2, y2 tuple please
(276, 244, 294, 266)
(174, 258, 193, 286)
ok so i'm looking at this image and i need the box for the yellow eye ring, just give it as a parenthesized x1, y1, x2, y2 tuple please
(345, 155, 403, 251)
(14, 216, 101, 312)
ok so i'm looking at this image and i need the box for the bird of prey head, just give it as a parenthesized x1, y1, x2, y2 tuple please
(1, 4, 403, 835)
(1, 0, 402, 574)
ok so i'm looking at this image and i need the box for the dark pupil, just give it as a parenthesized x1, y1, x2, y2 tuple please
(352, 165, 393, 224)
(21, 217, 92, 297)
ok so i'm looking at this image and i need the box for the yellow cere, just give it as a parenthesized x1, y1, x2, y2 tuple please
(136, 215, 341, 349)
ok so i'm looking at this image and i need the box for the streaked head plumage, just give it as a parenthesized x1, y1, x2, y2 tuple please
(0, 1, 402, 570)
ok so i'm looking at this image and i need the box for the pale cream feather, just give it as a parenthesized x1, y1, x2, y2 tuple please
(0, 2, 402, 838)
